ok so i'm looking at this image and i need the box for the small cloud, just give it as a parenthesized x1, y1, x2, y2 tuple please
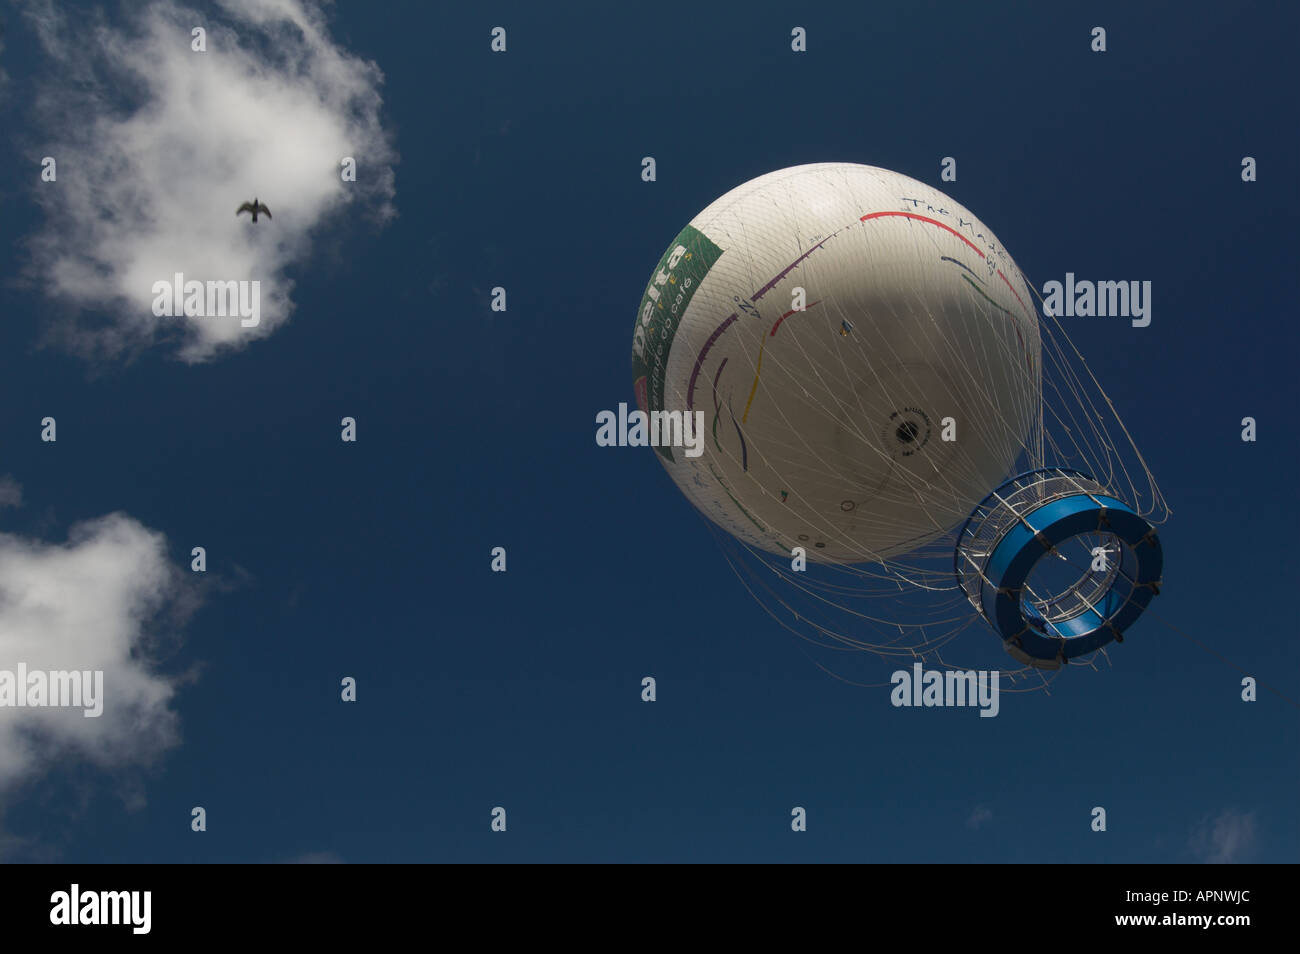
(0, 513, 199, 794)
(0, 477, 21, 508)
(966, 805, 993, 830)
(22, 0, 397, 363)
(1190, 809, 1257, 863)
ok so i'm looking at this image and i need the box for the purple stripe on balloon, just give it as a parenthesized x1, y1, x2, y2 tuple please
(750, 225, 846, 301)
(711, 357, 728, 412)
(687, 312, 737, 411)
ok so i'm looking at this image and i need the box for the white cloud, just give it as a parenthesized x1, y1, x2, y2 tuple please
(24, 0, 396, 362)
(0, 513, 194, 792)
(1190, 809, 1257, 863)
(0, 477, 20, 508)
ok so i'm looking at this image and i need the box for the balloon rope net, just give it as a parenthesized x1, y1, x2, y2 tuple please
(699, 230, 1170, 690)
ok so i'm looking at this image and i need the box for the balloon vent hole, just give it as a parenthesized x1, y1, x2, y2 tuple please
(895, 422, 920, 444)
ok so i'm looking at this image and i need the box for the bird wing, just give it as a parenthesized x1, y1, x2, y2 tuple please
(259, 204, 272, 219)
(236, 202, 254, 215)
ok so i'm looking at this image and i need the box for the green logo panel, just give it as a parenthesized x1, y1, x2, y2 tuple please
(630, 224, 723, 461)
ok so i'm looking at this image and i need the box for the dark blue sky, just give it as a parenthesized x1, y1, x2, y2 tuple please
(0, 0, 1295, 862)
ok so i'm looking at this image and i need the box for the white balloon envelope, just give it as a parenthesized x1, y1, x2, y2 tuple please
(633, 163, 1041, 562)
(632, 163, 1167, 676)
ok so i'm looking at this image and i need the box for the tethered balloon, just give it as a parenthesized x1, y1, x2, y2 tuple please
(632, 163, 1166, 682)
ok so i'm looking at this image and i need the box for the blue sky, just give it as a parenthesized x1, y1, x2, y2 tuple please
(0, 0, 1295, 862)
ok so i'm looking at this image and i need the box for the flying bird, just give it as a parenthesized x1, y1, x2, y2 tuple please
(236, 198, 272, 223)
